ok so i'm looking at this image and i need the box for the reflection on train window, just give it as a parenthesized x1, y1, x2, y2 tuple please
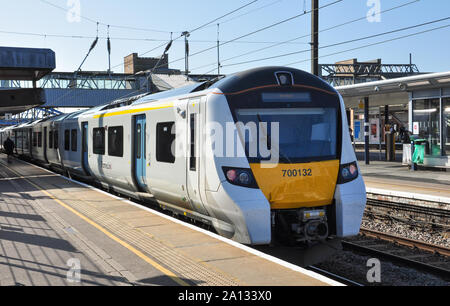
(108, 126, 123, 157)
(54, 131, 58, 149)
(64, 130, 70, 151)
(156, 122, 175, 163)
(71, 130, 77, 152)
(49, 131, 53, 149)
(93, 128, 105, 155)
(38, 132, 42, 148)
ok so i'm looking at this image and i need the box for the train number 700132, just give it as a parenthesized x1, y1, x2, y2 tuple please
(282, 169, 312, 177)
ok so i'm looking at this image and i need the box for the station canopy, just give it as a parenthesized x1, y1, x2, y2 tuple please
(0, 46, 55, 80)
(336, 71, 450, 108)
(0, 47, 55, 119)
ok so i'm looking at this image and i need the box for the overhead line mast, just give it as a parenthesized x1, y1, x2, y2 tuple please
(311, 0, 319, 76)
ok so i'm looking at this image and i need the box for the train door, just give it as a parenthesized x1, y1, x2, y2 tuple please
(43, 127, 49, 163)
(134, 115, 147, 190)
(186, 98, 209, 215)
(82, 122, 90, 175)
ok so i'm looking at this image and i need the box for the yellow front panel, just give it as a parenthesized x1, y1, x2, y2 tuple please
(250, 160, 340, 209)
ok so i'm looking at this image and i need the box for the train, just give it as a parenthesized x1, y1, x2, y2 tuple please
(0, 66, 367, 246)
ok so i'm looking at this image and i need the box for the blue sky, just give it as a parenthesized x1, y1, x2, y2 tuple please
(0, 0, 449, 75)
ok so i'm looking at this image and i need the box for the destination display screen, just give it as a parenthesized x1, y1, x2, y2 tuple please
(261, 92, 312, 103)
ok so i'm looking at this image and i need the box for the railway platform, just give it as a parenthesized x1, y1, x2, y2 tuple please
(0, 154, 339, 287)
(360, 161, 450, 209)
(360, 161, 450, 197)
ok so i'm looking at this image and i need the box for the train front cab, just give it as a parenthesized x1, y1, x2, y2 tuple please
(205, 67, 366, 245)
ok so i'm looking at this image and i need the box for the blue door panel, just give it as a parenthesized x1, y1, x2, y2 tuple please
(135, 115, 147, 189)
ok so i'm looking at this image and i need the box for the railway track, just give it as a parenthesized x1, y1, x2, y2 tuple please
(360, 228, 450, 257)
(365, 198, 450, 229)
(343, 229, 450, 279)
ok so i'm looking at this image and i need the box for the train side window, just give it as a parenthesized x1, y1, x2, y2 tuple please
(38, 132, 42, 147)
(71, 130, 77, 152)
(144, 124, 146, 157)
(190, 114, 196, 171)
(156, 122, 175, 164)
(136, 124, 141, 159)
(49, 131, 53, 149)
(33, 132, 37, 147)
(64, 130, 70, 151)
(108, 126, 123, 157)
(54, 130, 59, 149)
(93, 128, 105, 155)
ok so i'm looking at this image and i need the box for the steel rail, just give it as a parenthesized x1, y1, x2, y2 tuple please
(343, 230, 450, 279)
(359, 228, 450, 257)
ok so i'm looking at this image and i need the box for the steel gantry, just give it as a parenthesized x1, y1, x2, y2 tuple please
(320, 62, 421, 86)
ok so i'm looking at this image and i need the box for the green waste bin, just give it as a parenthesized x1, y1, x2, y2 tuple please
(411, 139, 426, 165)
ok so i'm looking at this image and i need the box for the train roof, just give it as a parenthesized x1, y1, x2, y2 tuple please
(210, 66, 338, 95)
(92, 67, 337, 114)
(132, 83, 207, 106)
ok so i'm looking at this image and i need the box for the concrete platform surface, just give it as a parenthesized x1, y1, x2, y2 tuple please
(359, 161, 450, 201)
(0, 155, 338, 286)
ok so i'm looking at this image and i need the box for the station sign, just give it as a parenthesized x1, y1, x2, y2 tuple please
(413, 122, 420, 135)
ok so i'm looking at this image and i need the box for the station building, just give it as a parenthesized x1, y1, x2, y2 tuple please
(337, 72, 450, 168)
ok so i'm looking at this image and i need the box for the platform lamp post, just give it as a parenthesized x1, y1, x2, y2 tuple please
(364, 97, 370, 165)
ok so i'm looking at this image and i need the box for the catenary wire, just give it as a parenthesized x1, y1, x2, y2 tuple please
(219, 16, 450, 68)
(148, 0, 343, 74)
(190, 0, 421, 72)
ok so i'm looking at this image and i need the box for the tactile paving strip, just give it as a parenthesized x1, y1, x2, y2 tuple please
(50, 190, 240, 286)
(13, 166, 241, 286)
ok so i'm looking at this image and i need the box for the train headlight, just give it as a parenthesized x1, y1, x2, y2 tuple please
(337, 161, 359, 184)
(238, 172, 250, 185)
(223, 167, 258, 189)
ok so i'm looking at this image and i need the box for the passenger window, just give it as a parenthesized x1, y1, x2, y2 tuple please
(93, 128, 105, 155)
(33, 132, 37, 147)
(190, 114, 196, 171)
(156, 122, 175, 164)
(108, 126, 123, 157)
(64, 130, 70, 151)
(38, 132, 42, 148)
(49, 131, 53, 149)
(144, 124, 146, 157)
(136, 124, 141, 159)
(54, 131, 59, 149)
(71, 130, 77, 152)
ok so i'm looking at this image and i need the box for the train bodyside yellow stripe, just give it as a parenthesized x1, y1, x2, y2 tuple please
(93, 102, 174, 119)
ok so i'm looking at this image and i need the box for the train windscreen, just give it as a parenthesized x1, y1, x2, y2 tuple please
(234, 106, 338, 163)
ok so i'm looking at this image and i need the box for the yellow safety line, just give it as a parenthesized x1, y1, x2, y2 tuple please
(2, 162, 189, 287)
(93, 103, 174, 119)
